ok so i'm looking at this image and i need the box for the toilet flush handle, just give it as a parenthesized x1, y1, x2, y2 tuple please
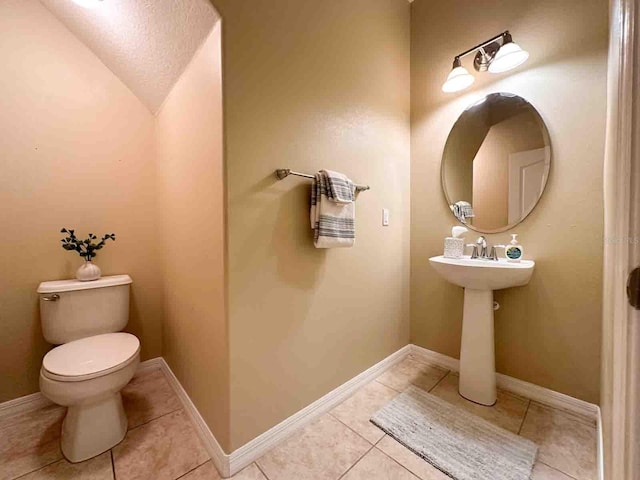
(42, 294, 60, 302)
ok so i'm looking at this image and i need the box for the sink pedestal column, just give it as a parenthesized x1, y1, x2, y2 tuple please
(459, 288, 496, 406)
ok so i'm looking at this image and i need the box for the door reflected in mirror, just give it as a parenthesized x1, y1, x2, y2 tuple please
(442, 93, 551, 233)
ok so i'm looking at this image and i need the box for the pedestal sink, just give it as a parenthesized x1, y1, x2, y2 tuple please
(428, 255, 535, 406)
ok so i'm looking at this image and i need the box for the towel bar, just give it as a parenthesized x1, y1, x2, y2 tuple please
(275, 169, 370, 192)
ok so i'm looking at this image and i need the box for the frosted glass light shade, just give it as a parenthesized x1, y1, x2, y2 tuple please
(488, 42, 529, 73)
(442, 66, 475, 93)
(72, 0, 102, 8)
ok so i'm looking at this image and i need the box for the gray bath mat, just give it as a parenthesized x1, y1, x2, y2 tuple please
(370, 386, 537, 480)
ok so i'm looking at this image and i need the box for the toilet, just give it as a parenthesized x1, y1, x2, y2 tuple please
(37, 274, 140, 463)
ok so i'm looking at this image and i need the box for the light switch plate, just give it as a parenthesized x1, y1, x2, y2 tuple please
(382, 208, 389, 226)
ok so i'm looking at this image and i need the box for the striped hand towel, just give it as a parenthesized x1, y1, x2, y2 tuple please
(310, 171, 355, 248)
(451, 201, 474, 223)
(322, 169, 355, 204)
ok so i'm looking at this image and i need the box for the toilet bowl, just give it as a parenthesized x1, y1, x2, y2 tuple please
(39, 333, 140, 462)
(37, 274, 139, 463)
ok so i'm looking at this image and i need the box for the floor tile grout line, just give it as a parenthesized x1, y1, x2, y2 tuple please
(375, 378, 402, 393)
(407, 353, 441, 368)
(128, 370, 163, 387)
(517, 399, 532, 436)
(126, 407, 183, 432)
(515, 400, 584, 480)
(0, 406, 65, 434)
(173, 459, 210, 480)
(529, 400, 597, 428)
(328, 410, 382, 447)
(374, 444, 423, 479)
(538, 461, 580, 480)
(254, 461, 271, 479)
(428, 370, 451, 393)
(11, 458, 63, 480)
(336, 443, 376, 480)
(110, 449, 117, 480)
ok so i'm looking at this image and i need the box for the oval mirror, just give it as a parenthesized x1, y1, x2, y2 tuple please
(442, 93, 551, 233)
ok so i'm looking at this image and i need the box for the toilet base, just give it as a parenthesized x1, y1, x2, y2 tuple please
(61, 392, 128, 463)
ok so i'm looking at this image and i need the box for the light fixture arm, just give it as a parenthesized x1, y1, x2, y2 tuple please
(453, 31, 510, 61)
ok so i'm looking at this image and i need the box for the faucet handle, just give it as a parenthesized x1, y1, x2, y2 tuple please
(465, 244, 479, 259)
(490, 245, 506, 261)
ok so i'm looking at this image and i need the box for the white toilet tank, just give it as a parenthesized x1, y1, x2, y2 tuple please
(38, 275, 133, 345)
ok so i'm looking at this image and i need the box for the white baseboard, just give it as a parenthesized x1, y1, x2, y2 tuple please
(409, 345, 460, 372)
(0, 345, 603, 480)
(597, 406, 604, 480)
(410, 344, 599, 422)
(496, 372, 599, 422)
(136, 357, 164, 375)
(156, 358, 230, 477)
(156, 345, 411, 477)
(226, 344, 411, 475)
(0, 391, 52, 420)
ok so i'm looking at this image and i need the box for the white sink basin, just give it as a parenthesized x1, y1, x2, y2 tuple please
(428, 255, 535, 290)
(429, 254, 535, 406)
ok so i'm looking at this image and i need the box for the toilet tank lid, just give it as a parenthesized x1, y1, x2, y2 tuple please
(37, 274, 132, 294)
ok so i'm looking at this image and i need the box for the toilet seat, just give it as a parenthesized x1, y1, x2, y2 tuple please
(42, 332, 140, 382)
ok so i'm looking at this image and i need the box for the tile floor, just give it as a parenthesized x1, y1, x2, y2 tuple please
(0, 354, 597, 480)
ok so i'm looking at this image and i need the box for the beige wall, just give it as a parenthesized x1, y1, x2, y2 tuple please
(0, 0, 163, 402)
(411, 0, 608, 403)
(156, 26, 229, 449)
(211, 0, 411, 449)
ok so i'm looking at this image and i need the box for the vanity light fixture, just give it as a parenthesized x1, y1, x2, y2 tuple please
(441, 31, 529, 93)
(71, 0, 103, 8)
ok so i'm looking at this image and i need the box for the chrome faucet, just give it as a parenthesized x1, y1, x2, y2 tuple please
(466, 236, 505, 261)
(476, 236, 488, 258)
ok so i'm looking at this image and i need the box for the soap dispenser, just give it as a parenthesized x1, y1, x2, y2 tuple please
(444, 226, 468, 258)
(505, 234, 523, 262)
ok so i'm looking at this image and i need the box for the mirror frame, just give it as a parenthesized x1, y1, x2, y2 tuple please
(440, 92, 552, 234)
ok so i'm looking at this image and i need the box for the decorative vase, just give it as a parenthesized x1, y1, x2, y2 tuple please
(76, 260, 101, 281)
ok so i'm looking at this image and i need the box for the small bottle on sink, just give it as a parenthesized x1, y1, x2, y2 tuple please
(505, 234, 523, 263)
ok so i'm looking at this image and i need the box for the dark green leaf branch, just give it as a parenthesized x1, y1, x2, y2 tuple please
(60, 228, 116, 261)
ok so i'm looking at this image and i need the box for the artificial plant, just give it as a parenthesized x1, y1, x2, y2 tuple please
(60, 228, 116, 261)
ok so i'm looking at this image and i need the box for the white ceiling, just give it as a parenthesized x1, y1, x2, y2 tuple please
(39, 0, 220, 114)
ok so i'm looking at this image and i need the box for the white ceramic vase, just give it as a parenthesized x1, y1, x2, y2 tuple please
(76, 260, 101, 282)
